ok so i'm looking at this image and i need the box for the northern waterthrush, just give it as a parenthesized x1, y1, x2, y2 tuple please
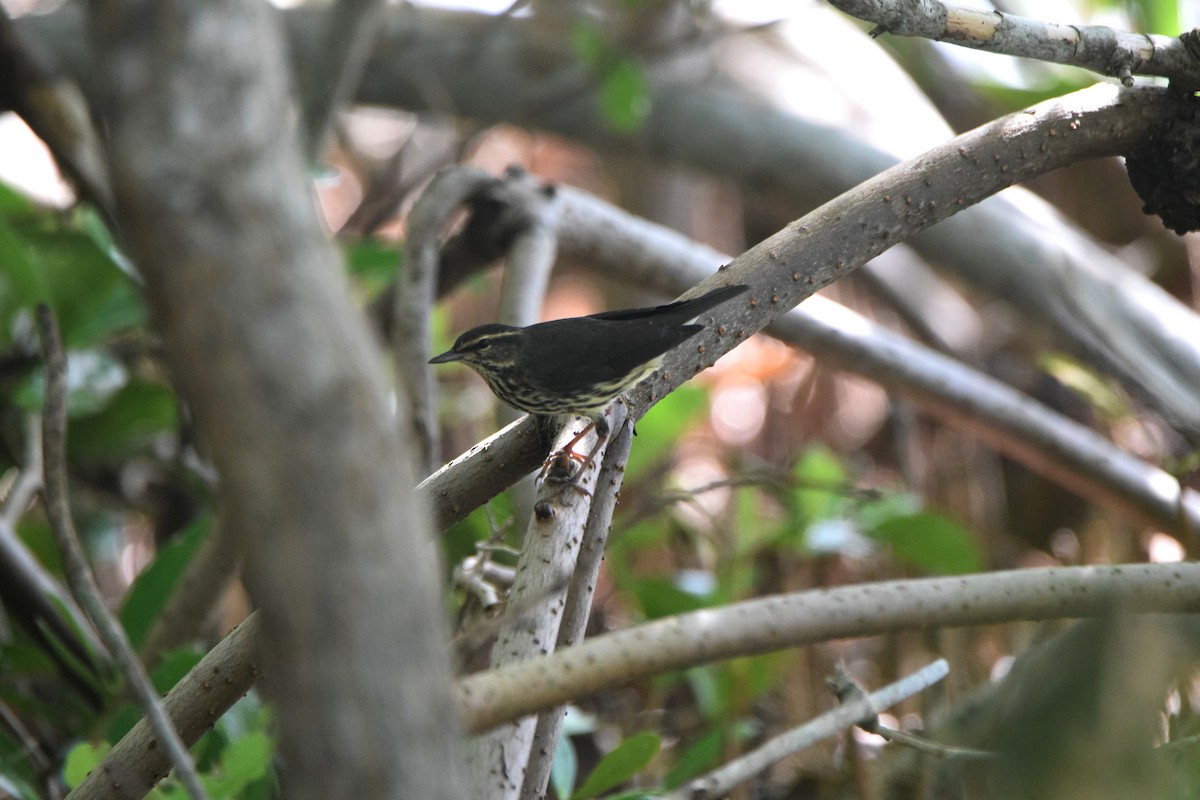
(430, 284, 748, 476)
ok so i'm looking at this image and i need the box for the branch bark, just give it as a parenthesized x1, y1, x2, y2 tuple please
(828, 0, 1200, 89)
(86, 1, 467, 797)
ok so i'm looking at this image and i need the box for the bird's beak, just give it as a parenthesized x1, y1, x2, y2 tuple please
(429, 349, 463, 364)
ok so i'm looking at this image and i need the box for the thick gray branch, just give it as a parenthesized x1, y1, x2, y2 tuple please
(87, 0, 467, 797)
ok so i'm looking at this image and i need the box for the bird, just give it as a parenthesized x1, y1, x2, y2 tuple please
(429, 284, 749, 478)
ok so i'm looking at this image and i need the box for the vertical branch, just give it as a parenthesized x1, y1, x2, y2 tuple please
(36, 306, 208, 800)
(88, 0, 470, 795)
(398, 166, 493, 474)
(519, 417, 634, 800)
(466, 402, 627, 799)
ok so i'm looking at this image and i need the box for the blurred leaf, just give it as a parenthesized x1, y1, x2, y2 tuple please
(626, 385, 707, 478)
(0, 180, 36, 214)
(219, 731, 273, 788)
(0, 189, 143, 350)
(63, 741, 109, 789)
(855, 491, 921, 529)
(14, 350, 129, 417)
(570, 20, 609, 69)
(149, 645, 205, 695)
(16, 517, 63, 577)
(868, 512, 982, 575)
(599, 59, 651, 133)
(1123, 0, 1178, 34)
(343, 239, 401, 299)
(67, 379, 179, 463)
(571, 731, 660, 800)
(551, 729, 579, 800)
(120, 517, 210, 648)
(686, 666, 725, 719)
(792, 446, 847, 523)
(632, 577, 711, 619)
(664, 726, 722, 789)
(1038, 352, 1130, 421)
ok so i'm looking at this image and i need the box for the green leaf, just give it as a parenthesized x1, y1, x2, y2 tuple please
(13, 349, 129, 417)
(599, 59, 651, 134)
(120, 517, 211, 648)
(0, 194, 143, 350)
(868, 512, 982, 575)
(686, 666, 726, 719)
(551, 730, 579, 800)
(572, 732, 660, 800)
(66, 378, 179, 463)
(570, 20, 609, 69)
(792, 446, 847, 524)
(0, 179, 36, 214)
(626, 385, 707, 478)
(219, 731, 273, 788)
(343, 239, 401, 299)
(63, 740, 110, 789)
(149, 646, 205, 695)
(632, 577, 710, 620)
(663, 727, 722, 789)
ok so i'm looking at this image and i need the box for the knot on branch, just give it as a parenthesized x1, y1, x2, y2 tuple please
(1125, 91, 1200, 235)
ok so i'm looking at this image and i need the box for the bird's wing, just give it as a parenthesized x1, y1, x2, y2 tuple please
(523, 318, 704, 394)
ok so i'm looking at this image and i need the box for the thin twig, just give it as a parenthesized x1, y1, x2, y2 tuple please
(35, 306, 208, 800)
(398, 166, 494, 474)
(827, 662, 994, 760)
(666, 659, 951, 800)
(1, 416, 44, 529)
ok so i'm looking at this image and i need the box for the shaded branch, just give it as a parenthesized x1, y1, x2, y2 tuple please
(400, 166, 494, 474)
(37, 307, 206, 800)
(67, 616, 262, 800)
(667, 659, 952, 800)
(86, 0, 469, 796)
(458, 562, 1200, 732)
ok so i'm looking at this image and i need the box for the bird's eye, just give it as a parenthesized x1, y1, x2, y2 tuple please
(476, 340, 490, 351)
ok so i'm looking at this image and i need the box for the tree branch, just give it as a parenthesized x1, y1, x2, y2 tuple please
(549, 185, 1200, 536)
(459, 562, 1200, 732)
(827, 0, 1200, 89)
(86, 0, 468, 796)
(666, 659, 952, 800)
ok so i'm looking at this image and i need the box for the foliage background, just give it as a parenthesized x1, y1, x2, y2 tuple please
(0, 0, 1197, 798)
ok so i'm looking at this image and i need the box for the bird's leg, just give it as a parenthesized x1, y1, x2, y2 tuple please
(540, 413, 610, 484)
(571, 414, 610, 476)
(539, 419, 594, 476)
(561, 420, 599, 464)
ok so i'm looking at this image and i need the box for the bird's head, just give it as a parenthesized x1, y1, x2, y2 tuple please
(429, 324, 524, 376)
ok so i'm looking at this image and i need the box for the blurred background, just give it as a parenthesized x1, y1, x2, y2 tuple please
(1, 0, 1198, 798)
